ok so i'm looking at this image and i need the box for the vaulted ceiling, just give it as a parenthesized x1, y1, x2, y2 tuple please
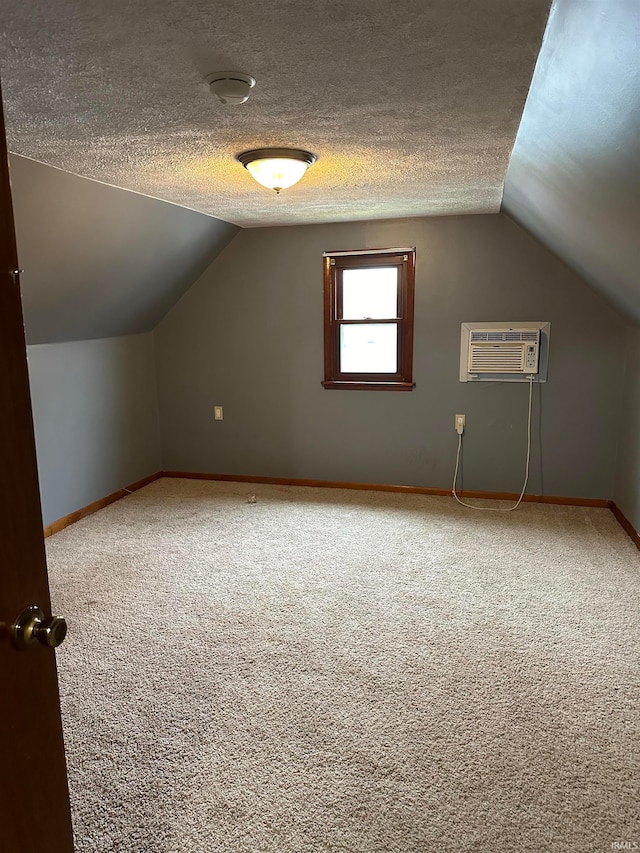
(10, 155, 238, 344)
(1, 0, 638, 339)
(504, 0, 640, 324)
(0, 0, 549, 227)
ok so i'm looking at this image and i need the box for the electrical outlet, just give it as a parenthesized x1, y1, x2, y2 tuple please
(455, 414, 465, 434)
(214, 406, 223, 421)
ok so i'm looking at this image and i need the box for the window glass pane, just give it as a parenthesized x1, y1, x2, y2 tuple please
(342, 267, 398, 319)
(340, 323, 398, 373)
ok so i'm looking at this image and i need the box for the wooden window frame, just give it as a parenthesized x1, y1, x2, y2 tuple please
(322, 248, 416, 391)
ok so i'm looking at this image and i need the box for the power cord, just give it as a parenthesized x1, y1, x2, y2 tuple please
(452, 375, 534, 513)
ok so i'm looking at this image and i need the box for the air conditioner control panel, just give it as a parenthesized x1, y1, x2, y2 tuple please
(525, 344, 538, 372)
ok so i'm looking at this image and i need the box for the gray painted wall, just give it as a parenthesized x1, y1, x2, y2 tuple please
(614, 326, 640, 532)
(155, 214, 627, 499)
(503, 0, 640, 323)
(27, 333, 161, 527)
(11, 155, 239, 344)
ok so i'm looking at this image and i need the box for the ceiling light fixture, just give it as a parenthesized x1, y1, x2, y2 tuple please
(236, 148, 317, 194)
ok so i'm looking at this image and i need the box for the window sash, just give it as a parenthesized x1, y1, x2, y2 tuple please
(338, 321, 400, 376)
(339, 266, 400, 320)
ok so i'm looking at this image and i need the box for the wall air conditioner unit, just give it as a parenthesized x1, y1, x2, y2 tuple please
(469, 329, 539, 374)
(460, 322, 550, 382)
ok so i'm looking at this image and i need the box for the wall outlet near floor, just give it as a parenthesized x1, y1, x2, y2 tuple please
(455, 414, 465, 434)
(214, 406, 224, 421)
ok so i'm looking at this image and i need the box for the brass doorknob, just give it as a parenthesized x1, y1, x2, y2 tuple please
(12, 605, 67, 650)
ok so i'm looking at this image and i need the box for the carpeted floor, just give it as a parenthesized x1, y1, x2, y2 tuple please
(46, 478, 640, 853)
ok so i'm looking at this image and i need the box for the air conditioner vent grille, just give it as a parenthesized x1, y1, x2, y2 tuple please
(470, 330, 538, 343)
(469, 343, 526, 373)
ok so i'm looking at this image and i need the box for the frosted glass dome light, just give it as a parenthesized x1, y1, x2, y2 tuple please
(237, 148, 317, 194)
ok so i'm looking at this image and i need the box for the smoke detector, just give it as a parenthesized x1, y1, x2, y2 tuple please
(206, 72, 256, 106)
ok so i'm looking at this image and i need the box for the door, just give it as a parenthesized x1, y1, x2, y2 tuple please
(0, 85, 74, 851)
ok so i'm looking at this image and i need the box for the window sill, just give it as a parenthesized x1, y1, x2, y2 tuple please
(321, 380, 415, 391)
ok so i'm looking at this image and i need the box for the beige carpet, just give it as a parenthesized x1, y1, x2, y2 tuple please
(46, 478, 640, 853)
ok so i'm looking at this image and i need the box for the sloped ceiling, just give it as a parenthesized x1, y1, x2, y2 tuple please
(0, 0, 550, 227)
(10, 155, 238, 344)
(503, 0, 640, 324)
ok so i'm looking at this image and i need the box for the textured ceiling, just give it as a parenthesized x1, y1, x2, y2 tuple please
(0, 0, 550, 226)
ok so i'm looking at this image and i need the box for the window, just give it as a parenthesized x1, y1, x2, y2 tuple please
(322, 248, 416, 391)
